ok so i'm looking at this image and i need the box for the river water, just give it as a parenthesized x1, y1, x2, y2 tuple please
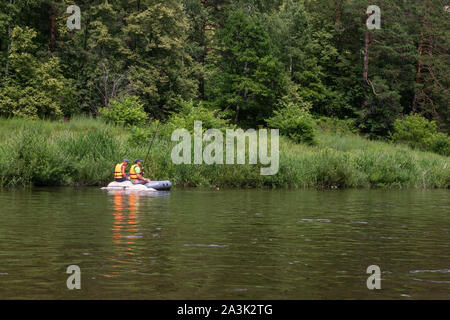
(0, 187, 448, 299)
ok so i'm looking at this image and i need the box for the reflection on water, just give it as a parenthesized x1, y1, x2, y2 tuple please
(106, 191, 170, 282)
(0, 188, 448, 299)
(107, 192, 140, 279)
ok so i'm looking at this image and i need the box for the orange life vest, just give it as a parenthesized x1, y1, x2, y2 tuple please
(129, 164, 140, 180)
(114, 163, 124, 179)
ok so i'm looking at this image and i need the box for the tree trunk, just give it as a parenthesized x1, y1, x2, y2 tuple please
(363, 31, 370, 85)
(199, 42, 206, 100)
(289, 24, 292, 77)
(5, 0, 13, 76)
(83, 16, 89, 50)
(50, 3, 56, 53)
(362, 28, 370, 109)
(412, 21, 425, 114)
(198, 0, 208, 100)
(5, 25, 11, 76)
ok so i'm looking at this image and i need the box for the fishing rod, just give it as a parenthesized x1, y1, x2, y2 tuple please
(142, 120, 160, 174)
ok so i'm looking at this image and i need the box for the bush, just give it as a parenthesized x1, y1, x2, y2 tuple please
(165, 100, 231, 134)
(424, 133, 450, 157)
(392, 114, 450, 156)
(392, 114, 436, 147)
(314, 116, 358, 134)
(99, 95, 147, 126)
(128, 121, 160, 147)
(266, 102, 315, 144)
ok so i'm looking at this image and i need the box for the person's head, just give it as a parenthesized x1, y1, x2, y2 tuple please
(123, 159, 129, 165)
(135, 159, 142, 166)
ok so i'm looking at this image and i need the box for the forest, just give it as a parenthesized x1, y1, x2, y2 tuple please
(0, 0, 448, 134)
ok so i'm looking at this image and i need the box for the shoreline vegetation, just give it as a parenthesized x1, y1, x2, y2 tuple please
(1, 2, 449, 190)
(0, 116, 448, 189)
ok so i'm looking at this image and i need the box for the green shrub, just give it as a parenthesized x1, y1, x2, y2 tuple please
(129, 126, 152, 146)
(165, 100, 231, 134)
(99, 95, 147, 126)
(128, 121, 160, 147)
(424, 133, 450, 157)
(266, 103, 315, 144)
(314, 116, 358, 134)
(392, 114, 437, 148)
(392, 114, 450, 156)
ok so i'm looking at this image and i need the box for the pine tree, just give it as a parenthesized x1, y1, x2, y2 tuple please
(412, 0, 449, 132)
(209, 4, 288, 125)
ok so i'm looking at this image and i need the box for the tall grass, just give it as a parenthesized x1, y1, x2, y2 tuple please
(0, 117, 448, 188)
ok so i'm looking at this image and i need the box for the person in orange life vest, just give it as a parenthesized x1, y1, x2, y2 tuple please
(114, 159, 130, 182)
(129, 159, 151, 184)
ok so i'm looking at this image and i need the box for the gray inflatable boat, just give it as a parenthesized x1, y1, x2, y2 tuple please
(145, 180, 172, 191)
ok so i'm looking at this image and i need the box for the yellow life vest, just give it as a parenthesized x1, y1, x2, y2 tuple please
(130, 164, 140, 180)
(114, 163, 124, 179)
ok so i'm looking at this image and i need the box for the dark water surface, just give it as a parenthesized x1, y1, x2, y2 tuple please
(0, 187, 449, 299)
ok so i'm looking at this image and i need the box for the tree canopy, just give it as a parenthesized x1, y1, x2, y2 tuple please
(0, 0, 448, 136)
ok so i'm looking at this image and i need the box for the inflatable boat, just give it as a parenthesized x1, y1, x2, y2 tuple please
(101, 180, 172, 191)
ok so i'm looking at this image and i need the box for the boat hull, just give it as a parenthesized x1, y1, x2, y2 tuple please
(145, 181, 172, 191)
(101, 180, 172, 191)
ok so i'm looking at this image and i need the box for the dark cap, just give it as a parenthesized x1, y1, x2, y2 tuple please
(123, 158, 129, 163)
(135, 159, 142, 163)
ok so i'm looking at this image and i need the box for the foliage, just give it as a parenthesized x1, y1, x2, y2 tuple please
(314, 116, 358, 135)
(392, 114, 450, 156)
(128, 121, 160, 147)
(0, 117, 448, 189)
(266, 102, 315, 144)
(165, 100, 232, 134)
(99, 95, 147, 127)
(0, 26, 75, 118)
(0, 0, 448, 148)
(424, 133, 450, 157)
(208, 5, 289, 125)
(392, 114, 437, 147)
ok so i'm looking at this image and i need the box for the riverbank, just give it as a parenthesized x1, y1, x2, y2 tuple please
(0, 117, 448, 188)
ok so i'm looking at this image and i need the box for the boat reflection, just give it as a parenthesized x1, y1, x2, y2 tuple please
(103, 190, 170, 279)
(104, 192, 142, 279)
